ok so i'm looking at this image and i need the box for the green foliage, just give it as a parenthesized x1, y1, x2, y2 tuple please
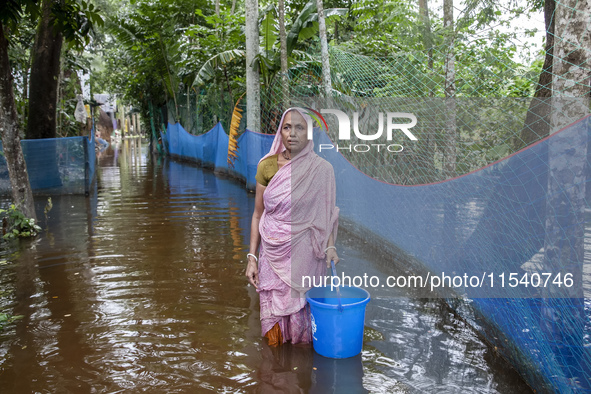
(260, 4, 278, 55)
(0, 0, 40, 29)
(253, 1, 347, 89)
(343, 0, 416, 55)
(0, 312, 24, 331)
(0, 205, 42, 240)
(95, 0, 215, 127)
(51, 0, 105, 50)
(93, 0, 546, 155)
(2, 0, 104, 49)
(193, 49, 245, 87)
(3, 0, 104, 144)
(6, 15, 37, 132)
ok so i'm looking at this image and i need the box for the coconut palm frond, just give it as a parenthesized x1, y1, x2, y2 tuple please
(228, 93, 245, 168)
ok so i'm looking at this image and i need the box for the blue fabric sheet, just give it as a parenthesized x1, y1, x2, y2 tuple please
(162, 117, 591, 393)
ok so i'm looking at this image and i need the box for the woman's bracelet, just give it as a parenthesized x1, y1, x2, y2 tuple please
(324, 246, 336, 254)
(247, 253, 258, 263)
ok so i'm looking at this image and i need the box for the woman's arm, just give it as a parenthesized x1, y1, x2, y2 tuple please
(325, 231, 339, 267)
(246, 181, 266, 288)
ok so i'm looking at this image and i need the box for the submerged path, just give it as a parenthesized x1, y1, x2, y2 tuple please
(0, 140, 533, 392)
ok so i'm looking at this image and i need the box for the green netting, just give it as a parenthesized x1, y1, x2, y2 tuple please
(250, 45, 547, 184)
(172, 84, 241, 136)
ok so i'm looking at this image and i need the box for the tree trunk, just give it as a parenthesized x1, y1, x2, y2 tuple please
(418, 0, 434, 71)
(316, 0, 332, 98)
(159, 36, 178, 123)
(186, 84, 191, 133)
(224, 66, 235, 120)
(443, 0, 456, 179)
(517, 0, 555, 149)
(26, 0, 63, 140)
(132, 112, 137, 136)
(245, 0, 261, 132)
(57, 62, 64, 137)
(219, 81, 225, 127)
(544, 0, 590, 296)
(278, 0, 289, 108)
(22, 53, 31, 127)
(542, 2, 590, 387)
(231, 0, 237, 15)
(119, 103, 125, 138)
(0, 23, 36, 220)
(27, 1, 63, 195)
(549, 0, 590, 125)
(215, 0, 220, 17)
(418, 0, 435, 179)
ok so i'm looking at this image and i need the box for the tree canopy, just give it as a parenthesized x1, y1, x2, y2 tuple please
(5, 0, 551, 138)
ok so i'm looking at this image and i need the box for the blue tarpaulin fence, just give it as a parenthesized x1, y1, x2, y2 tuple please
(161, 122, 273, 190)
(313, 117, 591, 393)
(0, 136, 96, 195)
(162, 119, 591, 393)
(164, 122, 230, 170)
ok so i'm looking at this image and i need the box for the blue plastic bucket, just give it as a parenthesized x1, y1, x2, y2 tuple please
(306, 286, 371, 359)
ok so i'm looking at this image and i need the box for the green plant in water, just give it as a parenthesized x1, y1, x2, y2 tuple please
(0, 205, 42, 240)
(44, 197, 53, 223)
(0, 312, 24, 330)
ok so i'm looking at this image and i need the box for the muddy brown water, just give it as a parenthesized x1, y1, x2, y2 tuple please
(0, 140, 533, 393)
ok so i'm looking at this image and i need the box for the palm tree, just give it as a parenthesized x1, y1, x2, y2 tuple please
(316, 0, 332, 98)
(278, 0, 289, 107)
(245, 0, 261, 132)
(443, 0, 456, 179)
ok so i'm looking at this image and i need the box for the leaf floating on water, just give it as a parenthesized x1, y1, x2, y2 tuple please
(364, 326, 385, 341)
(64, 314, 71, 317)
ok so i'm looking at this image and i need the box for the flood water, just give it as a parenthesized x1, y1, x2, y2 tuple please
(0, 140, 534, 393)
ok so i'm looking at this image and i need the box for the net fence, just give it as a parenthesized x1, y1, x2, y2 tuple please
(171, 84, 242, 138)
(255, 44, 566, 185)
(164, 2, 591, 391)
(0, 136, 96, 195)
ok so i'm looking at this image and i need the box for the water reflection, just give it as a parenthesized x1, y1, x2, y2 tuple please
(311, 353, 367, 394)
(0, 141, 533, 392)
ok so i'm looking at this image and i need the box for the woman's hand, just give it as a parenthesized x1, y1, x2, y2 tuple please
(245, 256, 259, 288)
(247, 182, 265, 290)
(325, 248, 339, 268)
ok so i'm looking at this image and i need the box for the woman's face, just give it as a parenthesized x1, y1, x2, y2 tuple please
(281, 110, 308, 155)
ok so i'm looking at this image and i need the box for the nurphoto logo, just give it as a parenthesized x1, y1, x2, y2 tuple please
(305, 108, 418, 154)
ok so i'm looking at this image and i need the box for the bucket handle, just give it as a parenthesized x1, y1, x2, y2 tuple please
(330, 260, 344, 313)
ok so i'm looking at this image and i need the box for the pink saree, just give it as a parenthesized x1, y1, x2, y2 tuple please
(257, 108, 339, 344)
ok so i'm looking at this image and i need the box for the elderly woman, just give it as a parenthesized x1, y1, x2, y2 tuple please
(245, 108, 340, 346)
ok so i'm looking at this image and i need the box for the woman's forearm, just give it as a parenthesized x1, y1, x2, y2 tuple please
(246, 210, 262, 288)
(249, 214, 261, 255)
(249, 182, 266, 257)
(326, 231, 335, 248)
